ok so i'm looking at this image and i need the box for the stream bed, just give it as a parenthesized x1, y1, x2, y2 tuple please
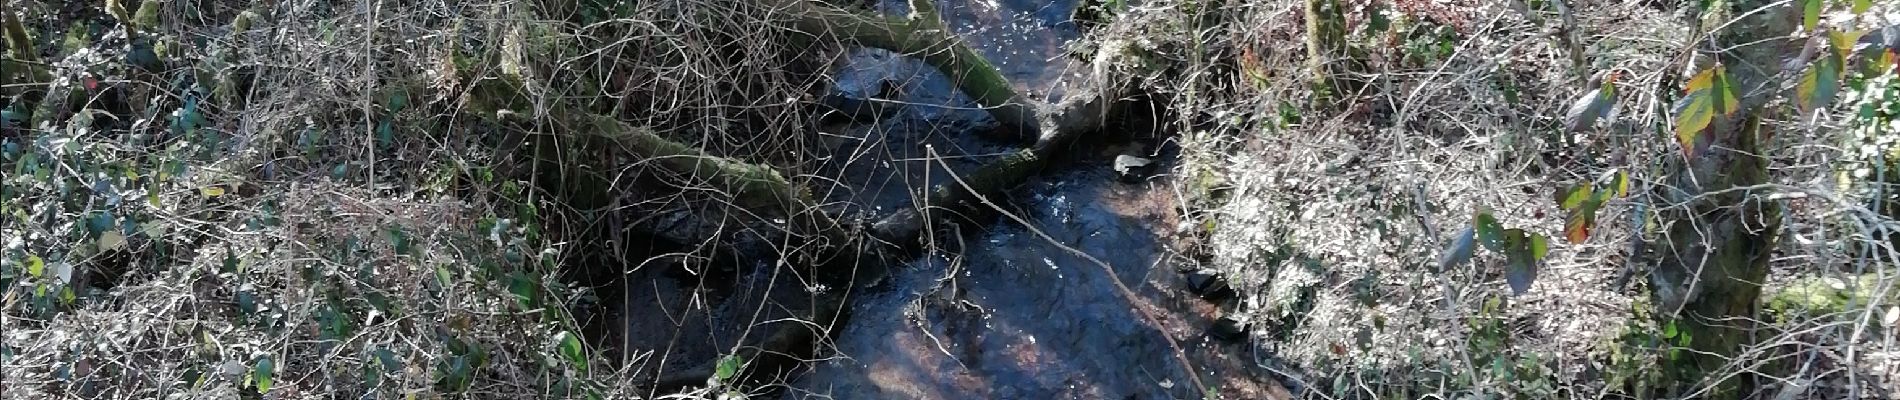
(612, 1, 1292, 398)
(784, 1, 1289, 398)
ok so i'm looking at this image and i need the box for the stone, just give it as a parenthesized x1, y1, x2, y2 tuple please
(1208, 315, 1249, 342)
(1113, 154, 1153, 183)
(1183, 268, 1235, 301)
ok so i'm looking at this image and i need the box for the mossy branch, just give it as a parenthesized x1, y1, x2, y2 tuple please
(3, 9, 52, 87)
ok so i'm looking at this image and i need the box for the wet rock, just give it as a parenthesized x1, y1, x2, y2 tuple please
(1208, 315, 1249, 342)
(1183, 268, 1235, 301)
(1113, 154, 1153, 183)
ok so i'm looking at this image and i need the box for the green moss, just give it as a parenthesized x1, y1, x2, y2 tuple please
(1764, 273, 1896, 322)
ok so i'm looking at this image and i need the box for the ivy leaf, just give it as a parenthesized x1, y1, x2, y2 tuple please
(1801, 0, 1821, 32)
(1437, 226, 1477, 270)
(1473, 207, 1506, 251)
(714, 354, 744, 384)
(1798, 55, 1841, 111)
(555, 331, 586, 372)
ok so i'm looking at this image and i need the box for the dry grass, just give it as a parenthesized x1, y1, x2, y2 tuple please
(5, 0, 1900, 399)
(1, 0, 827, 398)
(1160, 0, 1900, 398)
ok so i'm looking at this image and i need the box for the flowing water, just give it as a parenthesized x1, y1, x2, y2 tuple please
(785, 1, 1291, 398)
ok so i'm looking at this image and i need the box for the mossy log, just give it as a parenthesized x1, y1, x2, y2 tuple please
(775, 0, 1042, 140)
(1650, 2, 1796, 396)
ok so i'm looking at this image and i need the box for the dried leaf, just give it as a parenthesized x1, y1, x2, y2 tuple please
(99, 231, 126, 253)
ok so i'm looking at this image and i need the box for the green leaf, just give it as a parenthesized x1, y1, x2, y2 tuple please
(387, 226, 411, 255)
(1608, 169, 1630, 198)
(1852, 0, 1871, 14)
(1437, 226, 1477, 270)
(506, 272, 539, 310)
(373, 348, 402, 373)
(1831, 30, 1866, 60)
(25, 254, 43, 278)
(1675, 66, 1736, 158)
(253, 355, 274, 394)
(1801, 0, 1821, 32)
(1663, 320, 1678, 338)
(1503, 229, 1536, 295)
(1556, 184, 1594, 211)
(1529, 233, 1550, 261)
(555, 331, 586, 371)
(714, 354, 743, 383)
(1473, 208, 1506, 251)
(1799, 56, 1842, 111)
(1674, 92, 1712, 157)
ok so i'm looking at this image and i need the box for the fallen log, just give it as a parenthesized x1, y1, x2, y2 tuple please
(775, 0, 1043, 140)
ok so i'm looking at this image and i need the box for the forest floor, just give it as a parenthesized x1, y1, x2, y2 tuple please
(4, 0, 1900, 399)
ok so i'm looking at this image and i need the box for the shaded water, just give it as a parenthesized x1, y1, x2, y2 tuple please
(788, 1, 1290, 398)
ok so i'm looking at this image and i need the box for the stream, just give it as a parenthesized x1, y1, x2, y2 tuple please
(613, 1, 1290, 398)
(784, 1, 1287, 398)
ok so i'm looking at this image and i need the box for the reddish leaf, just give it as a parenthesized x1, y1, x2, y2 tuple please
(1564, 207, 1595, 244)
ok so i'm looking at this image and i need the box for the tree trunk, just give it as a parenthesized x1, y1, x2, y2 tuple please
(1303, 0, 1358, 103)
(1651, 2, 1796, 396)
